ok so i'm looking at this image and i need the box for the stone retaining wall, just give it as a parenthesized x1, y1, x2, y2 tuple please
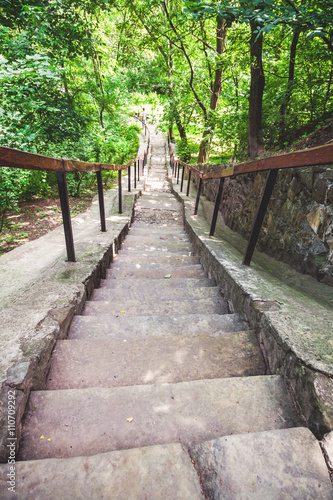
(194, 164, 333, 286)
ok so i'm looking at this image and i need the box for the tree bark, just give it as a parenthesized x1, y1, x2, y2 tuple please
(248, 20, 265, 160)
(167, 55, 190, 160)
(197, 16, 227, 163)
(279, 28, 300, 140)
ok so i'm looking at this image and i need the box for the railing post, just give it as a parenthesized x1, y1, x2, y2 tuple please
(194, 178, 203, 215)
(210, 177, 224, 237)
(56, 171, 76, 262)
(243, 169, 279, 266)
(118, 169, 122, 214)
(177, 163, 180, 184)
(138, 159, 140, 182)
(128, 163, 131, 192)
(187, 170, 192, 196)
(180, 166, 185, 192)
(96, 170, 106, 232)
(134, 161, 137, 189)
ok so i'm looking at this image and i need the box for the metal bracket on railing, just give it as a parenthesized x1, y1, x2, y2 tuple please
(210, 177, 224, 237)
(194, 178, 203, 216)
(243, 169, 279, 266)
(128, 163, 131, 192)
(96, 170, 106, 232)
(186, 170, 192, 196)
(56, 167, 76, 262)
(180, 165, 185, 192)
(118, 169, 122, 214)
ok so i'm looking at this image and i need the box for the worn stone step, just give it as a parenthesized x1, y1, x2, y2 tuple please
(121, 232, 190, 244)
(110, 262, 202, 272)
(145, 182, 169, 191)
(119, 243, 193, 254)
(124, 234, 189, 244)
(18, 376, 298, 461)
(117, 246, 194, 255)
(106, 267, 207, 280)
(47, 332, 265, 390)
(190, 427, 333, 500)
(138, 191, 174, 199)
(0, 443, 204, 500)
(128, 226, 185, 236)
(68, 313, 247, 340)
(135, 198, 181, 211)
(82, 296, 228, 316)
(92, 285, 220, 302)
(100, 277, 216, 289)
(112, 254, 200, 266)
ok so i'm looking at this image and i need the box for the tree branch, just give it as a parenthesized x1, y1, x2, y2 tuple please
(161, 0, 207, 119)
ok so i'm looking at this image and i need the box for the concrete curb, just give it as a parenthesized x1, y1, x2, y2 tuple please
(0, 177, 144, 462)
(170, 168, 333, 439)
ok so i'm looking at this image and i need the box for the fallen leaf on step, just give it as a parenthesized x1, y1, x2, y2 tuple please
(127, 418, 134, 423)
(120, 310, 126, 314)
(47, 438, 51, 441)
(164, 274, 172, 279)
(40, 436, 44, 439)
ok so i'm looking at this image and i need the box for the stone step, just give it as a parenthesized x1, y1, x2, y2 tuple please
(0, 443, 204, 500)
(138, 191, 175, 198)
(110, 262, 202, 272)
(100, 277, 216, 289)
(135, 198, 180, 211)
(118, 242, 193, 254)
(19, 376, 298, 461)
(68, 313, 247, 340)
(190, 427, 333, 499)
(145, 182, 169, 191)
(82, 296, 228, 316)
(117, 247, 195, 256)
(47, 332, 266, 390)
(106, 267, 207, 280)
(92, 285, 220, 302)
(128, 225, 185, 234)
(112, 254, 200, 266)
(121, 237, 191, 249)
(124, 231, 189, 240)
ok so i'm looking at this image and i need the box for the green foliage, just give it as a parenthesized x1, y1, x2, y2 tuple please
(1, 0, 332, 233)
(176, 138, 191, 162)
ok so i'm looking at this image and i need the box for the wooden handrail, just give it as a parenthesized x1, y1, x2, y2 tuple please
(0, 145, 145, 173)
(170, 140, 333, 267)
(171, 143, 333, 180)
(0, 119, 151, 262)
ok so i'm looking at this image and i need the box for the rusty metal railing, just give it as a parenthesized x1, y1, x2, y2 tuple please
(169, 142, 333, 266)
(0, 119, 150, 262)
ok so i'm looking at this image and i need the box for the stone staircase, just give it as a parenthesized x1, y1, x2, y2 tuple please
(1, 132, 332, 499)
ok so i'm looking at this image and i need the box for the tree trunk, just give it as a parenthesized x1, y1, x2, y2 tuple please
(198, 17, 227, 163)
(248, 20, 265, 160)
(279, 28, 300, 140)
(167, 55, 190, 161)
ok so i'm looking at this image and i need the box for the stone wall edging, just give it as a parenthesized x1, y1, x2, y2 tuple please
(0, 190, 140, 463)
(172, 183, 333, 439)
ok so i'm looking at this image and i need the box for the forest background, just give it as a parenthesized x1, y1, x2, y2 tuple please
(0, 0, 332, 252)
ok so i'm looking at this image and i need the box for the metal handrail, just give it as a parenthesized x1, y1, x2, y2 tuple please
(169, 141, 333, 266)
(0, 119, 150, 262)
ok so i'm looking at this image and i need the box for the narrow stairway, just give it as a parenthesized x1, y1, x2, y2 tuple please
(4, 131, 332, 499)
